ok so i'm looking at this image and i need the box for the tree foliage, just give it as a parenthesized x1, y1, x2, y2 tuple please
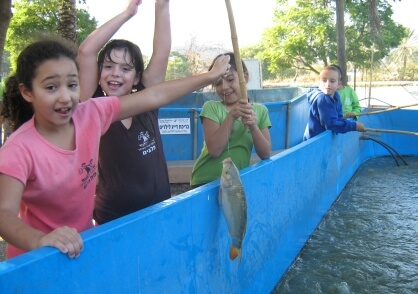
(5, 0, 97, 72)
(166, 51, 192, 80)
(259, 0, 407, 77)
(240, 44, 276, 80)
(388, 28, 418, 80)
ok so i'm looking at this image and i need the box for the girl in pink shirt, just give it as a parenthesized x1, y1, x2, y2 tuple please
(0, 37, 230, 259)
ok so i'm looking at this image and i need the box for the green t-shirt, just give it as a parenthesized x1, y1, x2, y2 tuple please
(338, 86, 362, 115)
(190, 100, 271, 186)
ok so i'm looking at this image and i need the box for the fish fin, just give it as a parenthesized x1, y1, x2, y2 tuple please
(229, 246, 242, 265)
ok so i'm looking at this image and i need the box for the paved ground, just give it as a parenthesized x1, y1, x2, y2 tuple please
(170, 183, 192, 196)
(0, 239, 5, 261)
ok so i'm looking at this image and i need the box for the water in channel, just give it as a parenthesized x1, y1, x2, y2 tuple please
(273, 156, 418, 294)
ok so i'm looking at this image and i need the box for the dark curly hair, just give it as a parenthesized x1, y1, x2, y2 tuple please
(0, 37, 78, 132)
(93, 39, 155, 136)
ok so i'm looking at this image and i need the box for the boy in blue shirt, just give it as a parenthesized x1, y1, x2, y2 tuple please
(303, 65, 365, 141)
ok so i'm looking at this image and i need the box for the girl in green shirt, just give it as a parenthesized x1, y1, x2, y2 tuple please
(190, 53, 272, 186)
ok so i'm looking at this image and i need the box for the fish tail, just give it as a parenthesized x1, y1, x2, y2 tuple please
(229, 246, 242, 265)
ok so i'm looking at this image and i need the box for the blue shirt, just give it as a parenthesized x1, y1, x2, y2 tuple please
(303, 88, 357, 140)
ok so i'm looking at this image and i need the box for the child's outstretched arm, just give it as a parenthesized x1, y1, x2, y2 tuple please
(117, 55, 231, 121)
(142, 0, 171, 87)
(78, 0, 142, 101)
(0, 175, 83, 258)
(356, 121, 366, 132)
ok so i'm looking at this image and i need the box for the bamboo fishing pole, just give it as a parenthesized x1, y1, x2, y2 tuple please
(365, 128, 418, 136)
(357, 102, 418, 116)
(224, 0, 248, 101)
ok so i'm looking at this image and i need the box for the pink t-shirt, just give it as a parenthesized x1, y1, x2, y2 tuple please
(0, 96, 120, 258)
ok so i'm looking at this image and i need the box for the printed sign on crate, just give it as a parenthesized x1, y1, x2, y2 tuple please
(159, 118, 191, 134)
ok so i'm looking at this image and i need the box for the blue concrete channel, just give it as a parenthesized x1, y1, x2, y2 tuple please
(1, 88, 417, 293)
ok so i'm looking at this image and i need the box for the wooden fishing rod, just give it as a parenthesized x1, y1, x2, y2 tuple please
(365, 128, 418, 136)
(224, 0, 248, 101)
(358, 102, 418, 116)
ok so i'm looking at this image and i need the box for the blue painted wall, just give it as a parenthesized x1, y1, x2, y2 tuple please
(160, 88, 307, 160)
(1, 108, 417, 293)
(363, 109, 418, 156)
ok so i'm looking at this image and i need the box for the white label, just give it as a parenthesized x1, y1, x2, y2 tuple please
(159, 118, 191, 134)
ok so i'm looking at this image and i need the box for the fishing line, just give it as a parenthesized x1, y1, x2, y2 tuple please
(358, 102, 418, 116)
(358, 97, 394, 108)
(224, 90, 231, 157)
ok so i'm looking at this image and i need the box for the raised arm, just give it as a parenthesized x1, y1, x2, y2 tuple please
(77, 0, 142, 101)
(141, 0, 171, 87)
(117, 55, 231, 121)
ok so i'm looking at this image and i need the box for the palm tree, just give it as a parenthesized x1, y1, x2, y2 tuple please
(0, 0, 12, 146)
(57, 0, 77, 43)
(335, 0, 402, 84)
(0, 0, 12, 77)
(336, 0, 347, 85)
(389, 28, 418, 80)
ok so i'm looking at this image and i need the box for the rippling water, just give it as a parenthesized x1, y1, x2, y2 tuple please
(274, 156, 418, 294)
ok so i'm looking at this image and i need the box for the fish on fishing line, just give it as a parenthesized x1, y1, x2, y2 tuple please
(219, 157, 247, 265)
